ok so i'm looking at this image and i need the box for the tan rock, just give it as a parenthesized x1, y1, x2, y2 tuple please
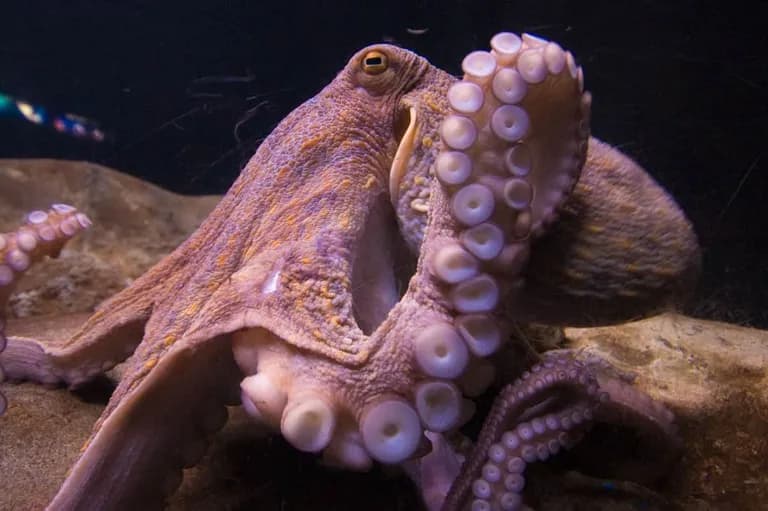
(565, 314, 768, 510)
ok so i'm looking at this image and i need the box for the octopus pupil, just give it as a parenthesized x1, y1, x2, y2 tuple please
(366, 57, 383, 66)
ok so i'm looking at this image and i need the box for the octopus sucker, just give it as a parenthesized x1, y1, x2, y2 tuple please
(280, 393, 337, 452)
(414, 380, 463, 432)
(239, 372, 287, 427)
(322, 422, 373, 470)
(0, 29, 701, 511)
(413, 322, 470, 379)
(360, 395, 423, 464)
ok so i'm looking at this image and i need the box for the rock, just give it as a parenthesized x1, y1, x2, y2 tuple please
(565, 314, 768, 510)
(0, 159, 219, 317)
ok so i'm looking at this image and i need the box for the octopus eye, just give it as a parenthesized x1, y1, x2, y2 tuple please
(361, 50, 388, 75)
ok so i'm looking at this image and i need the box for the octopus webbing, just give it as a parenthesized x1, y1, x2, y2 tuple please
(0, 32, 700, 510)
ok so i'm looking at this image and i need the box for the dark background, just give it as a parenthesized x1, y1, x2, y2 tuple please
(1, 0, 766, 326)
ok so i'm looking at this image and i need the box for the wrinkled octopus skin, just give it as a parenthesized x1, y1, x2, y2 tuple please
(0, 32, 700, 510)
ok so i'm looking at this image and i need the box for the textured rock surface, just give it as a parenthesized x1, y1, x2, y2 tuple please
(0, 159, 219, 318)
(565, 314, 768, 510)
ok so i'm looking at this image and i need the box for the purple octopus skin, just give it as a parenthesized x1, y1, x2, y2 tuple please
(0, 32, 699, 511)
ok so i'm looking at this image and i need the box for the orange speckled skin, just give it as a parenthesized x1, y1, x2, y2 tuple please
(2, 42, 699, 510)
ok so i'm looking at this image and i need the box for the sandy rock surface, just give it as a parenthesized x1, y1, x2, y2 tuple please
(565, 314, 768, 510)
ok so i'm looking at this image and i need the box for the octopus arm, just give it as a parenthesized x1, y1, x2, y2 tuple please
(439, 353, 681, 510)
(46, 336, 239, 511)
(1, 276, 154, 387)
(8, 316, 149, 386)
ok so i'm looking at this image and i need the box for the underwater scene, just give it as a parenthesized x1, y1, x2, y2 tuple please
(0, 1, 766, 510)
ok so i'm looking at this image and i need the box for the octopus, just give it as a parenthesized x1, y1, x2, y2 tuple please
(0, 32, 700, 510)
